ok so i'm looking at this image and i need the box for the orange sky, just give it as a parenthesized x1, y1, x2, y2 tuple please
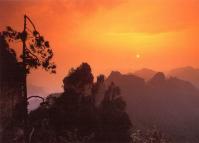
(0, 0, 199, 94)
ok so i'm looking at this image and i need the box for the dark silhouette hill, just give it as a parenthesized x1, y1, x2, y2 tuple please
(29, 63, 132, 143)
(106, 71, 145, 93)
(169, 66, 199, 88)
(106, 71, 199, 143)
(134, 68, 157, 81)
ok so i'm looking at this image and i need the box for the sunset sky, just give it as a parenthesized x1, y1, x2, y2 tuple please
(0, 0, 199, 94)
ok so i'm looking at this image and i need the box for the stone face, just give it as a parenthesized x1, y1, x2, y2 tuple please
(0, 36, 24, 142)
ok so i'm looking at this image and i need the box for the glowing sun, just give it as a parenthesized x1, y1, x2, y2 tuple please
(136, 54, 141, 59)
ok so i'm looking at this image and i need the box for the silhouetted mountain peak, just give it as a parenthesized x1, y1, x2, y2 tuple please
(134, 68, 157, 81)
(109, 71, 122, 78)
(107, 71, 144, 83)
(106, 71, 145, 95)
(148, 72, 166, 85)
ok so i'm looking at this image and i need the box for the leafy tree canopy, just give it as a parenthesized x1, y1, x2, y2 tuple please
(1, 22, 56, 74)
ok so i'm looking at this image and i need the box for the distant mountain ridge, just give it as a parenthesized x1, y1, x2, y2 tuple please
(169, 66, 199, 88)
(106, 71, 199, 143)
(131, 66, 199, 89)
